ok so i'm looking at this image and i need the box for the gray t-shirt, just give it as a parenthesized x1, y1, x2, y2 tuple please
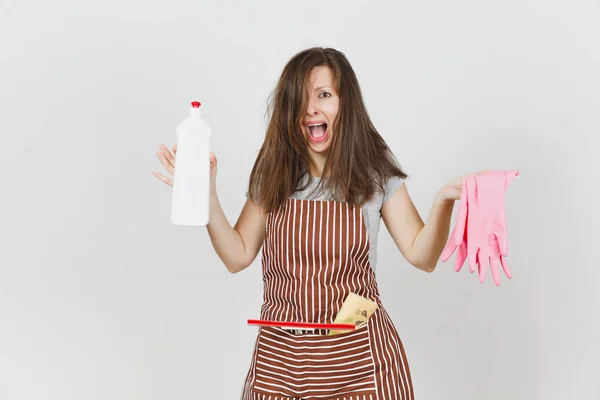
(248, 174, 404, 272)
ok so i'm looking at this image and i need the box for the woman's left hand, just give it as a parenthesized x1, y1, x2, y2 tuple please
(436, 170, 494, 203)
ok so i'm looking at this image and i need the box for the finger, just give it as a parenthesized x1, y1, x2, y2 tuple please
(442, 192, 465, 263)
(488, 233, 503, 285)
(156, 150, 175, 175)
(490, 257, 502, 286)
(152, 171, 173, 187)
(465, 179, 478, 273)
(452, 203, 468, 272)
(440, 240, 456, 262)
(159, 144, 176, 167)
(172, 144, 177, 155)
(478, 256, 487, 283)
(454, 242, 467, 272)
(468, 246, 478, 274)
(453, 179, 468, 245)
(478, 247, 490, 283)
(465, 176, 479, 273)
(500, 256, 512, 279)
(152, 170, 173, 186)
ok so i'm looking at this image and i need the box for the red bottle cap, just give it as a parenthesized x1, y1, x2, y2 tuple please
(191, 101, 201, 108)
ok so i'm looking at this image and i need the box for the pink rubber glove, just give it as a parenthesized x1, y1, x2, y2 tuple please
(440, 178, 469, 272)
(441, 170, 519, 286)
(466, 170, 519, 285)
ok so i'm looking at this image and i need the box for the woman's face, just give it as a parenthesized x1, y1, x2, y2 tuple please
(302, 66, 340, 158)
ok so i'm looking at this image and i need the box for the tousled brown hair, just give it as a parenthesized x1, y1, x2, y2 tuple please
(248, 47, 408, 213)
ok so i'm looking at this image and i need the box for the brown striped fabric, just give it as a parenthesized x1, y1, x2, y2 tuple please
(242, 199, 414, 400)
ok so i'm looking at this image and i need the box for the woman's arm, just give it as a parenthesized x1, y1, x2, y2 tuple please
(204, 152, 268, 274)
(207, 194, 267, 274)
(381, 183, 454, 273)
(381, 170, 491, 272)
(154, 145, 266, 274)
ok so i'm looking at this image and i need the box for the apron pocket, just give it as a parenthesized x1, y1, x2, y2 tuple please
(251, 323, 377, 399)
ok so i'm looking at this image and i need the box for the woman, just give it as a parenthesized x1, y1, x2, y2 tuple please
(153, 47, 488, 400)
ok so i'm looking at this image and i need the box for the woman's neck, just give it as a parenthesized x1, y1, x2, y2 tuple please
(309, 153, 327, 178)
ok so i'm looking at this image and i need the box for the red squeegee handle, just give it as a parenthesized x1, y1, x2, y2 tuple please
(247, 319, 356, 331)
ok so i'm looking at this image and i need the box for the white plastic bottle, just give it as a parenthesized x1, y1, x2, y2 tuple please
(170, 101, 211, 226)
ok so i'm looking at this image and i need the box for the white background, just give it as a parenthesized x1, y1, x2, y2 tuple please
(1, 0, 599, 399)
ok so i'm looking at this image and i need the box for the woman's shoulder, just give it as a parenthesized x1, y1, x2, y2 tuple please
(382, 175, 405, 204)
(360, 174, 404, 211)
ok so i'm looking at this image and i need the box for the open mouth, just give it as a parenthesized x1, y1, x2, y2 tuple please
(306, 122, 328, 143)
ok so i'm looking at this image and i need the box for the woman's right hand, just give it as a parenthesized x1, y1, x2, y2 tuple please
(152, 144, 218, 192)
(152, 143, 177, 187)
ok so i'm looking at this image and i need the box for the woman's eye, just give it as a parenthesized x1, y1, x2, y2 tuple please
(319, 92, 331, 98)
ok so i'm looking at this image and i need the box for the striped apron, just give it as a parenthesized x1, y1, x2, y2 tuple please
(242, 198, 414, 400)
